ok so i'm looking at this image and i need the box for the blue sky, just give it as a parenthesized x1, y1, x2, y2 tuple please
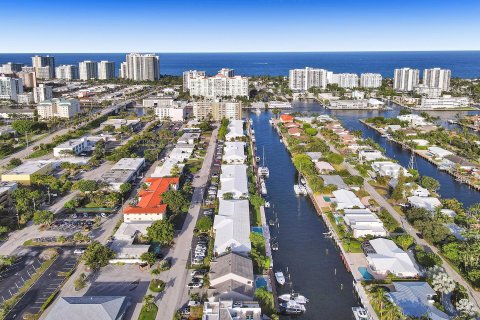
(3, 0, 480, 52)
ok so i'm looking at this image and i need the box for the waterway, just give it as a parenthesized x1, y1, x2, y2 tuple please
(287, 101, 480, 208)
(250, 111, 357, 319)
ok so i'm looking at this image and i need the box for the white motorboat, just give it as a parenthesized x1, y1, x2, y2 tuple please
(278, 292, 309, 304)
(280, 300, 305, 315)
(255, 108, 261, 114)
(294, 184, 307, 196)
(261, 181, 267, 195)
(271, 242, 278, 251)
(274, 271, 286, 285)
(352, 307, 369, 320)
(264, 201, 270, 208)
(255, 156, 261, 163)
(269, 119, 274, 125)
(258, 147, 269, 178)
(249, 119, 253, 125)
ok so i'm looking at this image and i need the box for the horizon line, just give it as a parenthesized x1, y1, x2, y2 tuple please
(2, 50, 480, 54)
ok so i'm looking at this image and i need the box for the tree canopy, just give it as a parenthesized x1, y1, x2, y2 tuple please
(147, 220, 175, 246)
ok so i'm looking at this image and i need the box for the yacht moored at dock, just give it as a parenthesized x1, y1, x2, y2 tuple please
(280, 300, 306, 315)
(275, 271, 286, 285)
(352, 307, 370, 320)
(261, 180, 267, 195)
(278, 292, 309, 304)
(294, 184, 308, 195)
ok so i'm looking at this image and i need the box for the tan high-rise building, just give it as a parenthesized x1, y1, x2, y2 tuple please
(32, 55, 55, 79)
(17, 71, 37, 88)
(123, 53, 159, 81)
(193, 100, 242, 121)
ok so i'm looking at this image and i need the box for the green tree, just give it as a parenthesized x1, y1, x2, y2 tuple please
(147, 220, 175, 246)
(195, 216, 213, 232)
(140, 252, 157, 266)
(82, 241, 114, 270)
(33, 210, 54, 225)
(162, 190, 189, 215)
(73, 180, 98, 193)
(394, 234, 414, 251)
(325, 152, 344, 165)
(74, 273, 87, 291)
(305, 127, 318, 136)
(119, 182, 131, 195)
(441, 198, 465, 215)
(391, 170, 406, 201)
(420, 176, 440, 192)
(142, 294, 155, 311)
(8, 158, 22, 168)
(254, 288, 275, 316)
(11, 119, 37, 135)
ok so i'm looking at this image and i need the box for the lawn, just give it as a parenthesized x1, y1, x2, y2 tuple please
(149, 279, 165, 292)
(138, 304, 158, 320)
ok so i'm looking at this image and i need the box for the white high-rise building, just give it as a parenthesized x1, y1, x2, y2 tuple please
(423, 68, 451, 91)
(331, 73, 359, 88)
(119, 62, 127, 79)
(0, 77, 23, 102)
(360, 73, 382, 88)
(183, 70, 206, 90)
(55, 65, 79, 80)
(188, 70, 248, 98)
(37, 98, 81, 119)
(17, 92, 34, 105)
(33, 84, 53, 103)
(79, 61, 98, 80)
(393, 68, 420, 92)
(98, 61, 116, 80)
(0, 62, 24, 74)
(289, 67, 330, 91)
(218, 68, 235, 77)
(32, 55, 55, 78)
(123, 53, 159, 81)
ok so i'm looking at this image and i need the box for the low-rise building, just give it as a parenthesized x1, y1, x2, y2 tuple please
(208, 252, 254, 302)
(371, 161, 408, 178)
(177, 132, 200, 145)
(1, 161, 53, 185)
(223, 142, 246, 164)
(358, 149, 384, 162)
(305, 152, 322, 163)
(101, 118, 141, 130)
(332, 189, 365, 210)
(315, 161, 335, 173)
(407, 196, 442, 212)
(397, 114, 430, 127)
(0, 181, 17, 208)
(213, 199, 251, 256)
(101, 158, 145, 191)
(123, 177, 179, 222)
(366, 238, 420, 278)
(44, 296, 131, 320)
(53, 138, 90, 157)
(218, 165, 248, 199)
(419, 96, 470, 109)
(225, 120, 244, 141)
(427, 146, 453, 159)
(110, 222, 151, 262)
(386, 282, 449, 320)
(202, 301, 262, 320)
(343, 209, 387, 238)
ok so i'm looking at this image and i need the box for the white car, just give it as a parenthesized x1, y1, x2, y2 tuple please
(74, 249, 85, 255)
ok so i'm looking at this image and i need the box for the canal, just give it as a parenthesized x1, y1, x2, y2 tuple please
(288, 101, 480, 208)
(250, 111, 358, 319)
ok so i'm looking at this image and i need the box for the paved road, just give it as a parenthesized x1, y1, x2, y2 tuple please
(154, 127, 218, 320)
(319, 132, 480, 309)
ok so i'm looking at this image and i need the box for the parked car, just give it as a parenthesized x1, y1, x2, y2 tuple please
(73, 249, 85, 255)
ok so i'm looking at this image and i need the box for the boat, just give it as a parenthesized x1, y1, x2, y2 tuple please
(264, 201, 270, 208)
(352, 307, 369, 320)
(448, 119, 458, 124)
(255, 108, 261, 115)
(258, 147, 270, 178)
(255, 156, 260, 163)
(278, 292, 309, 304)
(269, 119, 274, 125)
(261, 180, 267, 195)
(249, 119, 253, 125)
(279, 300, 306, 315)
(271, 242, 279, 251)
(293, 184, 307, 195)
(274, 271, 286, 285)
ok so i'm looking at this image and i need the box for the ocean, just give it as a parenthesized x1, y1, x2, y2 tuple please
(1, 51, 480, 78)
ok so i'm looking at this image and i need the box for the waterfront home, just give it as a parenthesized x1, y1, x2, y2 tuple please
(203, 301, 262, 320)
(218, 165, 249, 199)
(343, 209, 387, 238)
(287, 127, 302, 137)
(315, 161, 335, 173)
(427, 146, 453, 159)
(371, 161, 408, 178)
(407, 196, 442, 212)
(411, 139, 429, 147)
(397, 114, 431, 127)
(284, 122, 301, 129)
(225, 120, 245, 141)
(213, 199, 251, 256)
(332, 189, 365, 210)
(320, 175, 348, 189)
(208, 252, 254, 302)
(442, 155, 477, 171)
(223, 142, 246, 164)
(305, 152, 322, 162)
(389, 179, 430, 197)
(358, 149, 384, 162)
(386, 282, 449, 320)
(385, 124, 402, 132)
(440, 209, 457, 218)
(280, 114, 294, 123)
(365, 238, 420, 278)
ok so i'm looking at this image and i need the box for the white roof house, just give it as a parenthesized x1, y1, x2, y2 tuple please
(366, 238, 420, 278)
(177, 132, 200, 145)
(408, 196, 442, 212)
(213, 199, 251, 256)
(111, 158, 145, 171)
(371, 161, 408, 178)
(397, 114, 431, 127)
(168, 147, 194, 162)
(305, 152, 322, 163)
(389, 179, 430, 197)
(225, 120, 244, 141)
(427, 146, 453, 159)
(343, 209, 387, 238)
(315, 161, 335, 173)
(151, 158, 185, 178)
(358, 149, 384, 162)
(223, 142, 246, 164)
(332, 189, 365, 210)
(53, 138, 90, 157)
(218, 165, 248, 199)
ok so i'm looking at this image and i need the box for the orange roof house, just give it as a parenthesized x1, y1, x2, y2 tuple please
(124, 177, 180, 222)
(285, 122, 301, 129)
(287, 127, 302, 137)
(280, 114, 294, 123)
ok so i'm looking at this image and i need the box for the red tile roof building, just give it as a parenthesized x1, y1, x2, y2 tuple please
(124, 177, 179, 222)
(280, 114, 294, 123)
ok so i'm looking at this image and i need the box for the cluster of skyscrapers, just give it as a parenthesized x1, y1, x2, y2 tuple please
(393, 67, 451, 96)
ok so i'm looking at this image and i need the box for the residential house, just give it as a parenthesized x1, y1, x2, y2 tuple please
(223, 142, 246, 164)
(343, 209, 387, 238)
(287, 127, 302, 136)
(332, 189, 365, 210)
(280, 114, 294, 123)
(315, 161, 335, 173)
(407, 196, 442, 212)
(218, 165, 248, 199)
(45, 296, 131, 320)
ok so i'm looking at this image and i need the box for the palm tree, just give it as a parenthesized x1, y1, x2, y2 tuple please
(143, 294, 155, 311)
(369, 287, 387, 319)
(382, 300, 405, 320)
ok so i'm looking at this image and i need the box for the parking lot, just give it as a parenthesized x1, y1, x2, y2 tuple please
(5, 249, 79, 320)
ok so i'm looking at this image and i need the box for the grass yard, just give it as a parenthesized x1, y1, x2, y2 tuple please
(138, 304, 158, 320)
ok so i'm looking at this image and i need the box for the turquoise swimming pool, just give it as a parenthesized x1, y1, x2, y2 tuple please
(323, 196, 331, 202)
(255, 277, 267, 289)
(358, 267, 374, 280)
(252, 226, 263, 235)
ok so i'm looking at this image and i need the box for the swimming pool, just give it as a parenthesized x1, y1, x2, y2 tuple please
(323, 196, 331, 202)
(255, 277, 268, 289)
(358, 267, 374, 281)
(252, 226, 263, 235)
